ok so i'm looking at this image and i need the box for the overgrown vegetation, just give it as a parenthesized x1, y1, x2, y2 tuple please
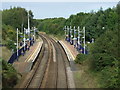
(1, 58, 20, 88)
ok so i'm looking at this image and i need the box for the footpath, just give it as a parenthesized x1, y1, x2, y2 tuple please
(13, 37, 43, 74)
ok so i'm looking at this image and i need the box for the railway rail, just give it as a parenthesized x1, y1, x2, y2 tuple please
(20, 34, 70, 89)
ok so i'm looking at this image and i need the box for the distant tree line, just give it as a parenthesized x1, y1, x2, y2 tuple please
(37, 17, 66, 38)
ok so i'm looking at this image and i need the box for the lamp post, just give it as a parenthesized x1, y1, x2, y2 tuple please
(27, 10, 30, 40)
(17, 28, 19, 60)
(24, 28, 26, 51)
(67, 26, 69, 41)
(70, 26, 72, 44)
(83, 27, 86, 54)
(34, 27, 36, 41)
(64, 26, 66, 36)
(78, 26, 80, 45)
(64, 26, 67, 40)
(74, 26, 76, 47)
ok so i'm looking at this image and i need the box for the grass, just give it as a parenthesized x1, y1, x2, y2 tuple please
(73, 59, 100, 88)
(1, 46, 12, 61)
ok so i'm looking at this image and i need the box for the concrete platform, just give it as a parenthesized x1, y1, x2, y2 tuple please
(61, 40, 79, 60)
(13, 38, 43, 74)
(59, 40, 78, 71)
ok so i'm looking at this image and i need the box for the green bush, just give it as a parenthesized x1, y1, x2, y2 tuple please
(75, 54, 88, 64)
(91, 53, 116, 71)
(6, 40, 16, 52)
(89, 29, 119, 88)
(100, 65, 119, 88)
(2, 59, 20, 88)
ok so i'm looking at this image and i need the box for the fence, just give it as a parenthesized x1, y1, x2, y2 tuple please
(8, 40, 34, 64)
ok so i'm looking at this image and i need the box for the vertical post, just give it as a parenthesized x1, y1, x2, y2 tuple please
(64, 26, 66, 39)
(21, 23, 23, 34)
(83, 27, 86, 54)
(67, 26, 69, 41)
(28, 11, 30, 39)
(67, 26, 69, 36)
(34, 27, 36, 41)
(74, 26, 76, 46)
(17, 28, 19, 60)
(24, 28, 26, 51)
(68, 26, 70, 42)
(70, 26, 72, 43)
(78, 26, 80, 45)
(64, 26, 66, 36)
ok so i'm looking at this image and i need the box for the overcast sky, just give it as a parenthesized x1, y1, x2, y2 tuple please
(2, 2, 118, 19)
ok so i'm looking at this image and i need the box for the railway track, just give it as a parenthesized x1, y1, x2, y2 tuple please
(21, 34, 70, 89)
(40, 34, 69, 88)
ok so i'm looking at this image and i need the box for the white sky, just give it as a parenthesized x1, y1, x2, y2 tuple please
(2, 1, 119, 19)
(1, 0, 119, 2)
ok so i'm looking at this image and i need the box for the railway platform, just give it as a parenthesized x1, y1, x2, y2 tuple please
(13, 38, 43, 74)
(61, 40, 79, 60)
(59, 40, 79, 71)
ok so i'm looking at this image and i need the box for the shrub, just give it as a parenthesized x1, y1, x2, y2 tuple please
(91, 53, 116, 71)
(2, 59, 20, 88)
(100, 65, 119, 88)
(75, 54, 88, 64)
